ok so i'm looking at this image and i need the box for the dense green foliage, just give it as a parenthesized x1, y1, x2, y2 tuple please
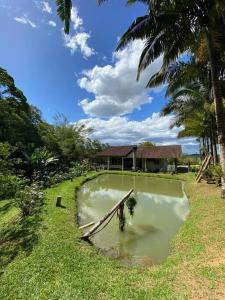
(0, 68, 107, 202)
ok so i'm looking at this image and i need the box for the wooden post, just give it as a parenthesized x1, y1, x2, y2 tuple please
(132, 151, 136, 171)
(122, 157, 124, 171)
(174, 158, 178, 172)
(164, 158, 168, 172)
(81, 189, 133, 240)
(56, 196, 62, 207)
(196, 154, 212, 183)
(107, 156, 110, 170)
(145, 158, 147, 172)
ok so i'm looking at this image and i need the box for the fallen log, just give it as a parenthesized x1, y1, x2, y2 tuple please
(81, 189, 133, 240)
(79, 222, 95, 230)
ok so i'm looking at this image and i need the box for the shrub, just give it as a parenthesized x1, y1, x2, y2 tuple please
(211, 165, 223, 186)
(189, 165, 200, 173)
(30, 147, 58, 187)
(47, 172, 72, 186)
(0, 174, 26, 200)
(35, 160, 92, 188)
(14, 184, 44, 217)
(70, 160, 92, 177)
(203, 165, 223, 185)
(202, 167, 214, 183)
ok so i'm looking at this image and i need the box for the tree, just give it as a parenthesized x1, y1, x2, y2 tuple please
(56, 1, 225, 196)
(157, 59, 219, 163)
(0, 68, 43, 156)
(140, 141, 155, 146)
(96, 0, 225, 197)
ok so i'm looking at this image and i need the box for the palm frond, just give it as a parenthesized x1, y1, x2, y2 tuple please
(56, 0, 72, 34)
(116, 15, 150, 51)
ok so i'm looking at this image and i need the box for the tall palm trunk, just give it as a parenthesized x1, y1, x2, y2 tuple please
(209, 128, 214, 162)
(206, 31, 225, 198)
(210, 114, 219, 164)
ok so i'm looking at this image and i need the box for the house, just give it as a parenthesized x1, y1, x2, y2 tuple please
(96, 145, 182, 172)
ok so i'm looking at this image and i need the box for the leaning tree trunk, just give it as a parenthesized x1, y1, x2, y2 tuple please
(206, 31, 225, 198)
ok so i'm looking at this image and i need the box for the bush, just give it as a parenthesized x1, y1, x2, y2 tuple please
(0, 174, 26, 200)
(211, 165, 223, 186)
(202, 167, 214, 183)
(14, 184, 44, 217)
(203, 165, 223, 185)
(189, 165, 200, 173)
(33, 160, 92, 188)
(70, 160, 92, 177)
(47, 172, 72, 186)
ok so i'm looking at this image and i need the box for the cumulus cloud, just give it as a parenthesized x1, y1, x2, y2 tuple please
(64, 31, 95, 58)
(42, 1, 52, 14)
(63, 6, 95, 59)
(48, 20, 56, 27)
(77, 113, 198, 152)
(77, 40, 163, 117)
(14, 16, 37, 28)
(71, 6, 83, 30)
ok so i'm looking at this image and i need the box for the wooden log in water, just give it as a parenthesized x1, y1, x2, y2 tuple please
(79, 222, 95, 230)
(81, 189, 133, 240)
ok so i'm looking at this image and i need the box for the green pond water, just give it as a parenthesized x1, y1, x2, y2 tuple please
(77, 174, 189, 266)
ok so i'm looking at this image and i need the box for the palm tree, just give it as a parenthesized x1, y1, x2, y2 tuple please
(163, 84, 218, 162)
(110, 0, 225, 197)
(158, 57, 219, 163)
(56, 0, 225, 196)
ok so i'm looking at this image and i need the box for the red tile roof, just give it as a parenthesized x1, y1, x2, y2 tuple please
(96, 145, 182, 159)
(128, 145, 182, 159)
(96, 146, 135, 157)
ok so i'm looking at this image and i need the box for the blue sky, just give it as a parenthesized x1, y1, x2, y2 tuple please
(0, 0, 198, 153)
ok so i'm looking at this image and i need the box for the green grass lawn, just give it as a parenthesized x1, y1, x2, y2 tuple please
(0, 171, 225, 299)
(0, 199, 18, 230)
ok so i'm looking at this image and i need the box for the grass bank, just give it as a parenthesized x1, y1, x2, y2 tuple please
(0, 171, 225, 299)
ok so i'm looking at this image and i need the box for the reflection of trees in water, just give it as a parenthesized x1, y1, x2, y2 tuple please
(78, 174, 189, 265)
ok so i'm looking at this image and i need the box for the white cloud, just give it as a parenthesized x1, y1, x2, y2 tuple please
(14, 16, 37, 28)
(42, 1, 52, 14)
(77, 40, 163, 117)
(64, 32, 95, 58)
(63, 6, 95, 59)
(77, 113, 198, 152)
(48, 20, 56, 27)
(71, 6, 83, 30)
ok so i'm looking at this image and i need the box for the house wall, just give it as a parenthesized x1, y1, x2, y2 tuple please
(96, 156, 175, 172)
(146, 159, 165, 172)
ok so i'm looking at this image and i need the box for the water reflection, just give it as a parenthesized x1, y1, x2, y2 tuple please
(77, 174, 189, 265)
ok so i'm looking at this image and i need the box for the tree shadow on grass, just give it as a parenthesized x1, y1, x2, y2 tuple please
(0, 204, 45, 273)
(0, 201, 13, 214)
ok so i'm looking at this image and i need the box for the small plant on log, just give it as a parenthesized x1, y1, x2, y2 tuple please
(126, 196, 137, 217)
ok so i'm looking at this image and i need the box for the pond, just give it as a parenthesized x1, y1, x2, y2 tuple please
(77, 174, 189, 266)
